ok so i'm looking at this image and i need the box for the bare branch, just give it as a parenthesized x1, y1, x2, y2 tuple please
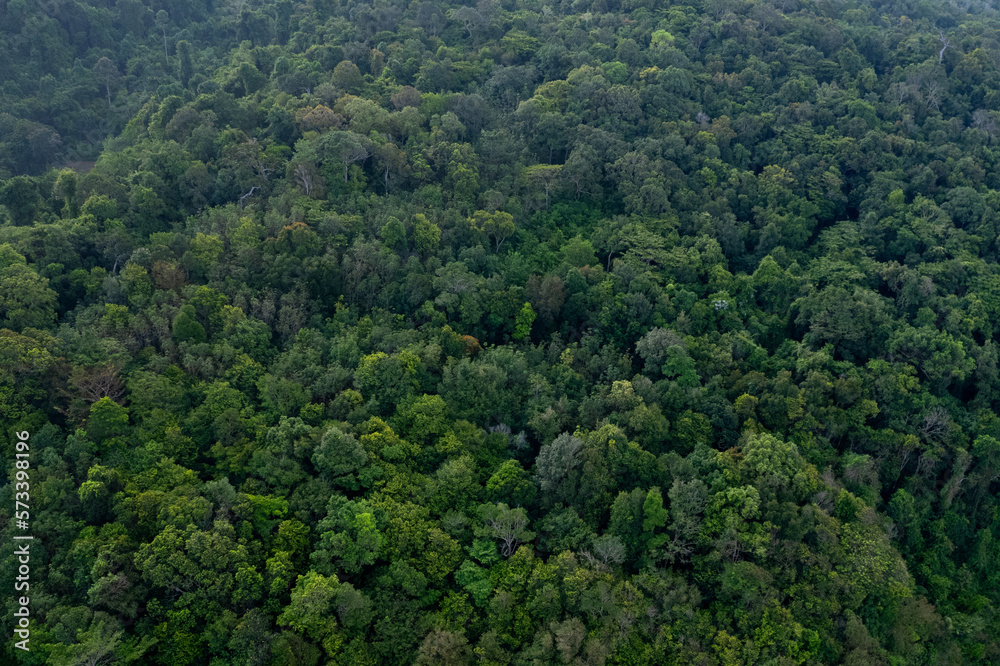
(938, 31, 951, 64)
(239, 185, 258, 208)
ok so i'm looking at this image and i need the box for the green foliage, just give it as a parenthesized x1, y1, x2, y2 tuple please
(4, 0, 1000, 662)
(468, 210, 515, 252)
(312, 496, 384, 576)
(413, 213, 441, 256)
(172, 304, 206, 344)
(486, 459, 536, 508)
(277, 571, 342, 656)
(312, 426, 367, 488)
(87, 398, 130, 443)
(512, 302, 535, 341)
(0, 243, 57, 330)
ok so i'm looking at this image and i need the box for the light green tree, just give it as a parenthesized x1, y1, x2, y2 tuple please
(512, 302, 536, 340)
(0, 244, 57, 331)
(468, 210, 515, 252)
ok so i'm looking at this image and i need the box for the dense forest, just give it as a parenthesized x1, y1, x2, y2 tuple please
(2, 0, 1000, 663)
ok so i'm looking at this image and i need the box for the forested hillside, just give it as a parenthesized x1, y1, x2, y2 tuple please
(2, 0, 1000, 663)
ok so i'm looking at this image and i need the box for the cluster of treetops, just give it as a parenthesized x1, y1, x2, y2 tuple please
(2, 0, 1000, 663)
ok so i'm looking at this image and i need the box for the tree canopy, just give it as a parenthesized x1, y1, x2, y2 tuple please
(2, 0, 1000, 663)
